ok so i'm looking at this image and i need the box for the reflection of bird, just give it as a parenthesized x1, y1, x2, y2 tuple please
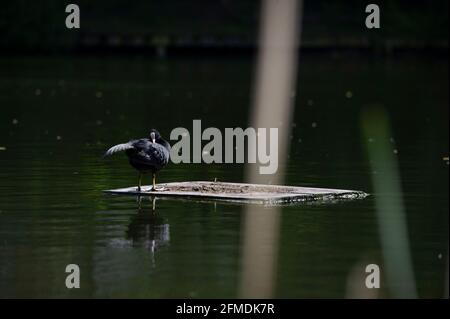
(104, 129, 170, 191)
(127, 197, 170, 256)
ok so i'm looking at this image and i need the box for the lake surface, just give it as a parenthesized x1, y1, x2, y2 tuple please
(0, 54, 448, 298)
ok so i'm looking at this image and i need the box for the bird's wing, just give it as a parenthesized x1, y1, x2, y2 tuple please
(103, 142, 135, 157)
(131, 143, 170, 168)
(146, 143, 171, 165)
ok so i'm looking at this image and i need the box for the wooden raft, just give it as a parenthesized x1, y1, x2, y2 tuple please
(103, 181, 368, 205)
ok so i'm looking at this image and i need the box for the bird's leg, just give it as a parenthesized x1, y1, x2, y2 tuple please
(138, 172, 142, 192)
(151, 173, 166, 191)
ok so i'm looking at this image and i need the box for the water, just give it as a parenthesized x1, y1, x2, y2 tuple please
(0, 54, 448, 298)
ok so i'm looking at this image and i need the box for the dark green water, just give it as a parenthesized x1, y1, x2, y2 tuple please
(0, 54, 448, 298)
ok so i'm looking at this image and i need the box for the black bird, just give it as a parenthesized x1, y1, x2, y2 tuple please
(104, 129, 171, 191)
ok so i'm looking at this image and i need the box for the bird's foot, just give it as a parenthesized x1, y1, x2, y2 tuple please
(150, 186, 166, 192)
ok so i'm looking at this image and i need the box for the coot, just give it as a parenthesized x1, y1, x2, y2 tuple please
(104, 129, 170, 191)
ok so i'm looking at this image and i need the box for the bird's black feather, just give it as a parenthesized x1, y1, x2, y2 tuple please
(126, 138, 170, 172)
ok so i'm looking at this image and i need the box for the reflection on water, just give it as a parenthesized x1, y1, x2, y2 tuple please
(0, 55, 448, 298)
(104, 196, 170, 268)
(127, 197, 170, 258)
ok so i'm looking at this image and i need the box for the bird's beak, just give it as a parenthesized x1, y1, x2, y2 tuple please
(150, 132, 156, 143)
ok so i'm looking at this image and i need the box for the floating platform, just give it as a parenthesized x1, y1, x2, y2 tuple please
(104, 181, 368, 205)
